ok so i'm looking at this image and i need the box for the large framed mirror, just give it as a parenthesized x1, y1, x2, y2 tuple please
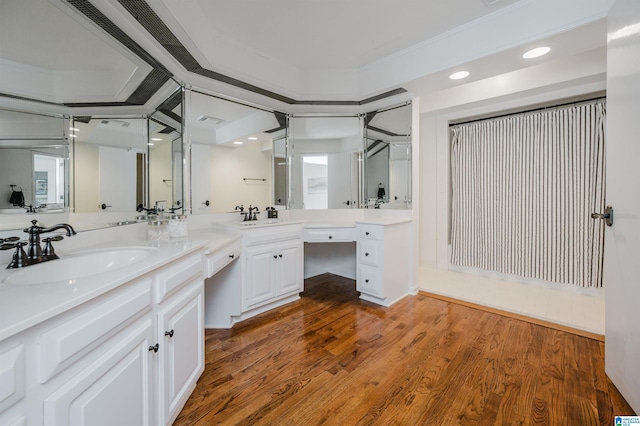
(288, 115, 364, 210)
(0, 108, 69, 214)
(364, 102, 412, 209)
(186, 89, 282, 214)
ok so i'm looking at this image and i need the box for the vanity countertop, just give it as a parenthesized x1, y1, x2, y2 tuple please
(356, 217, 412, 226)
(0, 238, 207, 342)
(187, 227, 243, 254)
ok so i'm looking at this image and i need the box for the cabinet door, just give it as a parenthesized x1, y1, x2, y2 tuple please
(157, 281, 204, 426)
(245, 245, 277, 308)
(43, 320, 154, 426)
(276, 240, 303, 295)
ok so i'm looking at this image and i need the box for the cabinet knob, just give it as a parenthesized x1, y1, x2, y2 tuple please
(165, 329, 174, 338)
(148, 343, 159, 353)
(229, 254, 235, 259)
(329, 235, 332, 239)
(279, 254, 283, 258)
(366, 232, 370, 236)
(274, 255, 278, 259)
(365, 279, 369, 283)
(365, 252, 369, 256)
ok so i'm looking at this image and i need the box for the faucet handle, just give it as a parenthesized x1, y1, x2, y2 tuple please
(0, 236, 20, 245)
(42, 236, 63, 260)
(2, 241, 30, 268)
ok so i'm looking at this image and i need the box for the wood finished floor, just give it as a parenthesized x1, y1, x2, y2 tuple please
(175, 273, 635, 425)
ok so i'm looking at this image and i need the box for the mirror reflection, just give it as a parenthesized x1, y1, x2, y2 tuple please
(149, 87, 183, 213)
(365, 102, 412, 209)
(272, 133, 287, 207)
(187, 89, 281, 214)
(71, 116, 148, 213)
(0, 108, 69, 213)
(289, 116, 364, 210)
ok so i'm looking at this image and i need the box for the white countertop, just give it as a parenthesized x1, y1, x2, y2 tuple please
(356, 217, 412, 226)
(0, 238, 207, 341)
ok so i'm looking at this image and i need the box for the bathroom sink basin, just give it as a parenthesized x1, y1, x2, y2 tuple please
(2, 246, 157, 286)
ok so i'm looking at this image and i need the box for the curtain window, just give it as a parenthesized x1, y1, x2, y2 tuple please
(450, 100, 606, 288)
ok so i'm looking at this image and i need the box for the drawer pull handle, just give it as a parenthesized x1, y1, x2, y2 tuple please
(165, 329, 174, 338)
(366, 232, 370, 236)
(148, 343, 159, 353)
(229, 254, 235, 259)
(365, 252, 369, 256)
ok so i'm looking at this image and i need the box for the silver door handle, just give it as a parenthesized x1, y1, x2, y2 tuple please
(591, 206, 613, 226)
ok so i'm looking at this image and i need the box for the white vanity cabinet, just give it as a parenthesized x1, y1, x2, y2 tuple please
(0, 247, 205, 426)
(245, 238, 302, 309)
(243, 224, 303, 311)
(356, 221, 411, 306)
(155, 279, 203, 426)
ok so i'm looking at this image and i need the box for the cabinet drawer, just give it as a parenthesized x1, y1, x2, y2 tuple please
(358, 240, 381, 267)
(205, 243, 241, 278)
(155, 253, 203, 304)
(357, 224, 382, 240)
(243, 224, 302, 246)
(303, 227, 356, 243)
(0, 344, 25, 412)
(357, 265, 382, 297)
(39, 278, 152, 383)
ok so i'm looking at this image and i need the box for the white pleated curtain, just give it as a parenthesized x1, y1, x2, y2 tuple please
(450, 100, 606, 288)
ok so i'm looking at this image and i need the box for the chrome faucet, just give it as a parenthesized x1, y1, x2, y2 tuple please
(23, 220, 76, 265)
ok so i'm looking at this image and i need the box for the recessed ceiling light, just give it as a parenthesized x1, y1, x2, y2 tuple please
(248, 137, 258, 140)
(233, 141, 243, 145)
(523, 46, 550, 59)
(151, 137, 162, 141)
(449, 71, 470, 80)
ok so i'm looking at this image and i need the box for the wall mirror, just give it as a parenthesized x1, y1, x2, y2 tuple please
(186, 89, 282, 214)
(0, 108, 69, 213)
(364, 102, 412, 209)
(288, 115, 364, 210)
(272, 131, 287, 207)
(71, 116, 148, 213)
(149, 87, 183, 213)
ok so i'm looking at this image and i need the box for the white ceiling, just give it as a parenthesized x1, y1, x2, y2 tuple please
(190, 0, 521, 70)
(0, 0, 614, 113)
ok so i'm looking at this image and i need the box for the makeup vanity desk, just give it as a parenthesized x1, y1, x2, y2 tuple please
(303, 217, 412, 307)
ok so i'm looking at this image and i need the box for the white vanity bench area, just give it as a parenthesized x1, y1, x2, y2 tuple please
(0, 210, 414, 425)
(199, 210, 415, 328)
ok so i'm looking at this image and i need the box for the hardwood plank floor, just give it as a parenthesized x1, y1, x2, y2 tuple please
(175, 273, 635, 425)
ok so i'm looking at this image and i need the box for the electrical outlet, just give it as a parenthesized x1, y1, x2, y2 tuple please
(156, 201, 167, 211)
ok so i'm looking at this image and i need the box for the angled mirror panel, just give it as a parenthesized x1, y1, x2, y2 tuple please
(365, 102, 412, 209)
(149, 86, 183, 213)
(187, 89, 281, 214)
(71, 115, 148, 213)
(0, 108, 69, 213)
(289, 115, 364, 210)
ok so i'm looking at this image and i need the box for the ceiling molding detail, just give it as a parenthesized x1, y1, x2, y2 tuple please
(115, 0, 406, 106)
